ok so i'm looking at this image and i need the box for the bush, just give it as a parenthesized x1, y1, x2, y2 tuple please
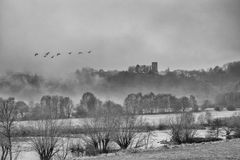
(208, 118, 224, 138)
(169, 112, 197, 144)
(205, 111, 213, 125)
(83, 111, 118, 154)
(214, 106, 223, 111)
(70, 142, 100, 157)
(112, 115, 152, 150)
(85, 143, 99, 156)
(112, 114, 138, 149)
(156, 120, 169, 130)
(226, 105, 236, 111)
(30, 119, 61, 160)
(231, 115, 240, 138)
(221, 117, 236, 138)
(213, 115, 240, 139)
(197, 111, 213, 126)
(157, 123, 169, 130)
(185, 137, 222, 143)
(70, 143, 85, 157)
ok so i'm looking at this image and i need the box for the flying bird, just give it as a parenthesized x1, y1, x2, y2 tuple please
(51, 56, 54, 58)
(57, 53, 61, 56)
(43, 52, 50, 57)
(68, 52, 72, 55)
(34, 53, 39, 56)
(87, 50, 92, 54)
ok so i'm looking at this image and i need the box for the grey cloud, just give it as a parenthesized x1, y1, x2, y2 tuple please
(0, 0, 239, 75)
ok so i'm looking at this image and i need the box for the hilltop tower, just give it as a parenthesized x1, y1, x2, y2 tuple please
(151, 62, 158, 73)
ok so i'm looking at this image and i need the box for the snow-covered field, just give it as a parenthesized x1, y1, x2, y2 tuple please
(4, 110, 239, 160)
(17, 110, 240, 128)
(6, 129, 225, 160)
(141, 110, 240, 125)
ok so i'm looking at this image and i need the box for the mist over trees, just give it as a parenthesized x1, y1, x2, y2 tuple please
(216, 92, 240, 107)
(0, 61, 240, 105)
(75, 92, 102, 117)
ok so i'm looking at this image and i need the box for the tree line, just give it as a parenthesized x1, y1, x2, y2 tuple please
(216, 92, 240, 107)
(0, 92, 201, 121)
(2, 91, 240, 121)
(1, 61, 240, 108)
(124, 93, 198, 114)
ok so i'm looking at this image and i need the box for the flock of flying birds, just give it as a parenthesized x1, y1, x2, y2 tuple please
(34, 50, 92, 59)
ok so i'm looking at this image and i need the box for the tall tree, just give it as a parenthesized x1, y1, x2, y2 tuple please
(140, 93, 155, 114)
(102, 100, 123, 114)
(60, 97, 73, 118)
(124, 93, 142, 114)
(190, 95, 198, 112)
(40, 95, 52, 118)
(179, 96, 190, 112)
(79, 92, 99, 114)
(0, 97, 16, 160)
(169, 96, 182, 112)
(15, 101, 29, 119)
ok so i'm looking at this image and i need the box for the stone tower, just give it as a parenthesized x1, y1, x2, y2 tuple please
(151, 62, 158, 73)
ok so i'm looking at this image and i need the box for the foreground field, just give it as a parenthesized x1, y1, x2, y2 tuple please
(81, 139, 240, 160)
(6, 130, 210, 160)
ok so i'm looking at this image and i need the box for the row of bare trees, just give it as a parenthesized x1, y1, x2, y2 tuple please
(168, 111, 240, 145)
(31, 111, 240, 159)
(4, 92, 201, 121)
(124, 93, 198, 114)
(27, 109, 145, 159)
(0, 96, 144, 160)
(0, 97, 69, 160)
(82, 110, 142, 154)
(1, 96, 73, 121)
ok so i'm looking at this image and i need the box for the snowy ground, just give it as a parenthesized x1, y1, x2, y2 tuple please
(16, 110, 240, 128)
(4, 110, 239, 160)
(4, 129, 223, 160)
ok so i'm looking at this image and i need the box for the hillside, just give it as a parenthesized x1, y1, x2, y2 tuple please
(80, 139, 240, 160)
(0, 61, 240, 103)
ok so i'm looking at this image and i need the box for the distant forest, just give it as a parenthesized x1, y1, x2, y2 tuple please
(0, 60, 240, 105)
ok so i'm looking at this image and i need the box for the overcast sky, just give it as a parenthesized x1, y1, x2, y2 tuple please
(0, 0, 240, 76)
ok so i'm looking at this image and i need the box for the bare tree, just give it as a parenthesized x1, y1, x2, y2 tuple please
(0, 134, 9, 160)
(30, 119, 61, 160)
(168, 112, 197, 144)
(83, 111, 118, 154)
(54, 137, 71, 160)
(208, 118, 223, 138)
(112, 114, 138, 149)
(232, 113, 240, 138)
(55, 121, 72, 160)
(222, 117, 236, 139)
(113, 115, 154, 150)
(0, 97, 16, 160)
